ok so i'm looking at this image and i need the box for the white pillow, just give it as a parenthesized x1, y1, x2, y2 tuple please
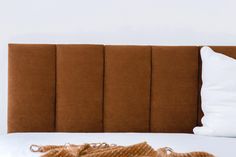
(193, 46, 236, 137)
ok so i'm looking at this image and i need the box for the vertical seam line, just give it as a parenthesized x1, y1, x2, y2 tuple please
(149, 46, 152, 132)
(54, 45, 57, 132)
(102, 45, 105, 132)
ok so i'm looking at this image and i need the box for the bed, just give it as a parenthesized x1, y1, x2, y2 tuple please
(1, 133, 236, 157)
(6, 44, 236, 157)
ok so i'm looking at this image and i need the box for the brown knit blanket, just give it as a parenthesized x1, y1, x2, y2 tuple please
(30, 142, 214, 157)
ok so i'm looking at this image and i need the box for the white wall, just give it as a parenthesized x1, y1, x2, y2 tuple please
(1, 0, 236, 134)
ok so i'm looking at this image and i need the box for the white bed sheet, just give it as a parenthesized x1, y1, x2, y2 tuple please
(0, 133, 235, 157)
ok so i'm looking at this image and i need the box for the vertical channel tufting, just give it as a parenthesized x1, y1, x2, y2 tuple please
(104, 46, 151, 132)
(56, 45, 104, 132)
(151, 46, 199, 133)
(8, 44, 56, 133)
(8, 44, 236, 133)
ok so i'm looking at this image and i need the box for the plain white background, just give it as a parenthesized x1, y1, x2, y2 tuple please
(0, 0, 236, 134)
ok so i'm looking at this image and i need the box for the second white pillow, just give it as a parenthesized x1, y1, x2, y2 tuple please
(193, 46, 236, 137)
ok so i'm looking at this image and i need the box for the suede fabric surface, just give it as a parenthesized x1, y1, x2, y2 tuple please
(8, 44, 56, 132)
(151, 46, 199, 133)
(56, 45, 104, 132)
(8, 44, 236, 133)
(104, 46, 151, 132)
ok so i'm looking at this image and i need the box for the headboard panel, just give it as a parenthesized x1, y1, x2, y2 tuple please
(8, 44, 236, 133)
(104, 46, 151, 132)
(56, 45, 104, 132)
(151, 46, 199, 132)
(8, 44, 56, 132)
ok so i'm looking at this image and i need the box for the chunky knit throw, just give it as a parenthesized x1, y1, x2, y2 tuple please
(30, 142, 214, 157)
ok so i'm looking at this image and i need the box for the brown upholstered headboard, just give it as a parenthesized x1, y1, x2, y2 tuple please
(8, 44, 236, 133)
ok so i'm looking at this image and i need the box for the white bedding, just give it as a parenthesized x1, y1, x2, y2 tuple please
(0, 133, 235, 157)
